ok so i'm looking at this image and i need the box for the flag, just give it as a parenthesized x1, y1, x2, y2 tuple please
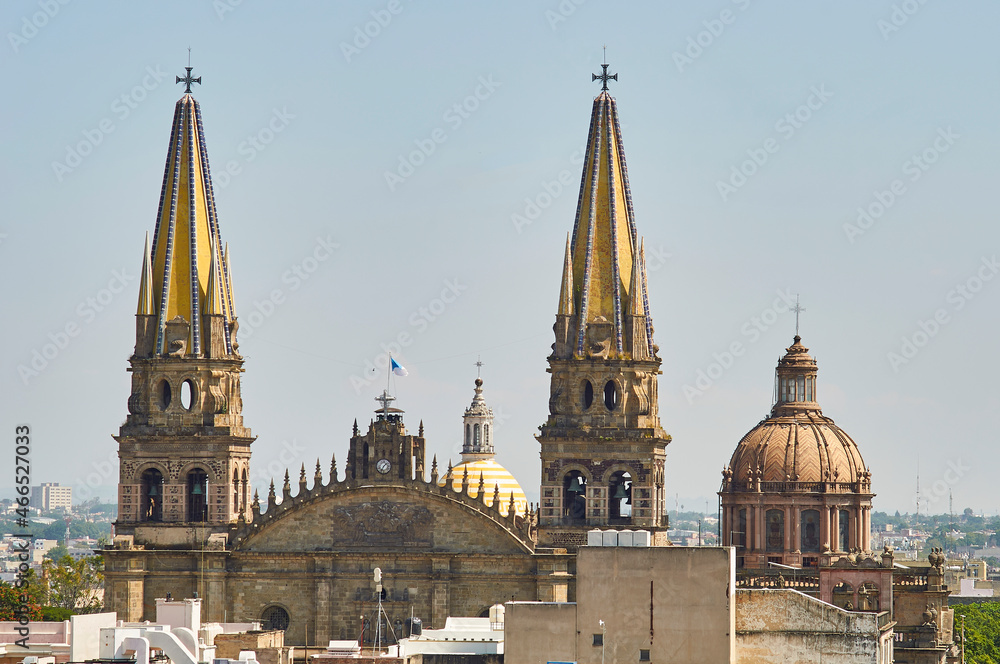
(390, 357, 408, 377)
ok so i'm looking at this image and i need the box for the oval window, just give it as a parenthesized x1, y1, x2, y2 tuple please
(583, 380, 594, 409)
(158, 380, 172, 411)
(180, 379, 195, 410)
(604, 381, 618, 410)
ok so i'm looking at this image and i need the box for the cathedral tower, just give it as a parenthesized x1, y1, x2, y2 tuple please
(347, 391, 425, 482)
(537, 65, 671, 547)
(114, 69, 253, 543)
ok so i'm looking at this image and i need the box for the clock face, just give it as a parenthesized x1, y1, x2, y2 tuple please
(376, 458, 391, 474)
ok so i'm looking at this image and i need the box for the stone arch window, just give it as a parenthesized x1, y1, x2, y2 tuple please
(474, 423, 481, 446)
(484, 424, 489, 446)
(858, 582, 879, 612)
(187, 468, 208, 522)
(233, 469, 240, 514)
(801, 509, 820, 552)
(603, 381, 618, 411)
(737, 509, 747, 548)
(832, 581, 854, 610)
(465, 424, 471, 447)
(582, 380, 594, 409)
(140, 468, 163, 522)
(608, 470, 632, 522)
(765, 509, 784, 552)
(363, 442, 369, 479)
(839, 509, 851, 552)
(562, 471, 587, 524)
(261, 605, 289, 631)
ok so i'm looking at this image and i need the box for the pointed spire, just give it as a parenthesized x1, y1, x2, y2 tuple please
(558, 233, 575, 316)
(353, 419, 359, 436)
(629, 238, 644, 317)
(563, 79, 651, 359)
(461, 466, 469, 494)
(252, 489, 260, 513)
(137, 232, 154, 315)
(508, 491, 516, 517)
(314, 459, 323, 487)
(477, 471, 486, 499)
(204, 242, 223, 315)
(419, 420, 424, 437)
(493, 482, 500, 508)
(446, 460, 454, 489)
(330, 453, 338, 482)
(430, 455, 439, 485)
(148, 88, 235, 357)
(282, 469, 291, 499)
(267, 479, 276, 505)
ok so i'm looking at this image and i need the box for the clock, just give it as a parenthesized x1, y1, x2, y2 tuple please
(376, 458, 391, 474)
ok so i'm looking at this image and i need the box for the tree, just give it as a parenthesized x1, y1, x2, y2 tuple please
(44, 545, 69, 561)
(953, 602, 1000, 664)
(0, 579, 43, 622)
(42, 554, 104, 614)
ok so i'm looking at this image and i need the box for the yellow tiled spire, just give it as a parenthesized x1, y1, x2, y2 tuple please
(137, 232, 154, 316)
(565, 85, 653, 358)
(147, 88, 235, 356)
(557, 233, 575, 316)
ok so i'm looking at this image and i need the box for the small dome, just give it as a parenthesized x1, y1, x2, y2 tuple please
(440, 458, 529, 516)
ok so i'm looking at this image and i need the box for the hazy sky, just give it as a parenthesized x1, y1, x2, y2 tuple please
(3, 1, 998, 517)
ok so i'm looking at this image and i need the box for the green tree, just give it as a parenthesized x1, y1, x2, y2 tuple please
(44, 545, 69, 561)
(953, 602, 1000, 664)
(42, 555, 104, 614)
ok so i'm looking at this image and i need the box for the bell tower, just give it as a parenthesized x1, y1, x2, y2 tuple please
(537, 63, 671, 548)
(347, 391, 426, 482)
(114, 69, 254, 545)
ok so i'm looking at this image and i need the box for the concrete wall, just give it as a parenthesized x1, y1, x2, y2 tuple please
(503, 602, 577, 664)
(736, 589, 886, 664)
(574, 546, 735, 664)
(70, 613, 117, 662)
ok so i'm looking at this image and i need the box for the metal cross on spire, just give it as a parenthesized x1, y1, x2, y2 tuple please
(592, 50, 617, 91)
(375, 389, 395, 418)
(176, 53, 202, 94)
(792, 295, 806, 336)
(475, 355, 484, 378)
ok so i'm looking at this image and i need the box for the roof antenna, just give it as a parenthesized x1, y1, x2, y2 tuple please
(188, 46, 192, 67)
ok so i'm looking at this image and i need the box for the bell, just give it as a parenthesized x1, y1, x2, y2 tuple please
(192, 483, 203, 495)
(148, 484, 159, 496)
(612, 483, 629, 500)
(567, 477, 583, 493)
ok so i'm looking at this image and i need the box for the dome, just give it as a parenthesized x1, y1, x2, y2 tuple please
(726, 412, 870, 490)
(722, 335, 872, 493)
(440, 458, 529, 517)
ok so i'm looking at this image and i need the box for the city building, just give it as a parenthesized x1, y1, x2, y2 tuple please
(30, 483, 72, 512)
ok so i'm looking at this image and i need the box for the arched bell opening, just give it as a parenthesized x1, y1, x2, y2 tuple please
(608, 470, 632, 523)
(562, 471, 587, 524)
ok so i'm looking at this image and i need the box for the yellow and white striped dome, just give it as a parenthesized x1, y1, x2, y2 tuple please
(440, 458, 528, 517)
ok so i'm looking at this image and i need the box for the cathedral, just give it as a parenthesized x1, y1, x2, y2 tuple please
(104, 62, 670, 643)
(104, 62, 954, 659)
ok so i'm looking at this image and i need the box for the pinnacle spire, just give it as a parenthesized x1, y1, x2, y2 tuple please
(137, 232, 154, 315)
(558, 233, 574, 316)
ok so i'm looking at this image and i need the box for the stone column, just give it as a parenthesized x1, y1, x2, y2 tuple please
(792, 507, 800, 552)
(862, 508, 871, 552)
